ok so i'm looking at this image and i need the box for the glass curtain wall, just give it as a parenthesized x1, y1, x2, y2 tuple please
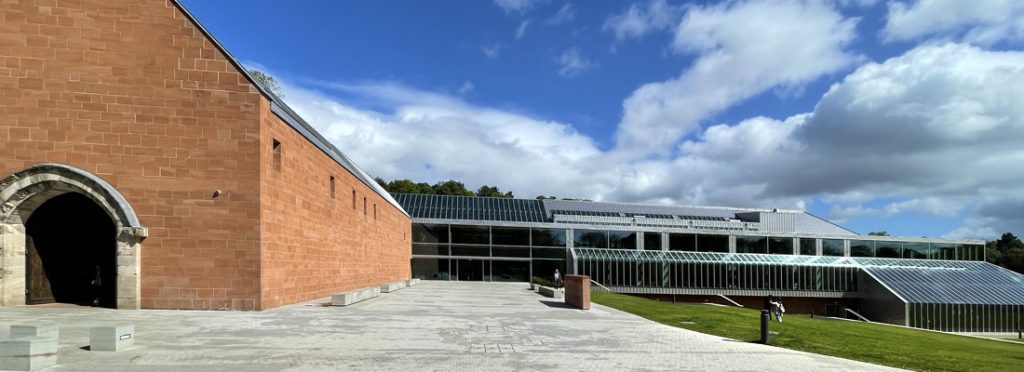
(908, 303, 1024, 333)
(411, 223, 567, 283)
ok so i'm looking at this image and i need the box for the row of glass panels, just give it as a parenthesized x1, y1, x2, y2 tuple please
(576, 257, 858, 292)
(908, 303, 1024, 333)
(410, 257, 566, 284)
(414, 224, 984, 261)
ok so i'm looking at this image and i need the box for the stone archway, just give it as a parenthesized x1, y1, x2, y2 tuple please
(0, 164, 147, 309)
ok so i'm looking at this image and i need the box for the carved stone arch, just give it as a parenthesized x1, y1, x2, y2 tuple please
(0, 163, 147, 309)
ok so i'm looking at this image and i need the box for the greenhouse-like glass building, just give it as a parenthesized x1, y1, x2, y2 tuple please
(395, 193, 1024, 332)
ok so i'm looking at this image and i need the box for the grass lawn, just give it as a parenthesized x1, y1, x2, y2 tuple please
(592, 292, 1024, 371)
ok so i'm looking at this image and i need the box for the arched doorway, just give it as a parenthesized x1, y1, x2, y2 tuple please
(0, 163, 147, 309)
(25, 193, 117, 307)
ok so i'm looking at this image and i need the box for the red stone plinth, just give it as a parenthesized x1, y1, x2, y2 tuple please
(564, 275, 590, 310)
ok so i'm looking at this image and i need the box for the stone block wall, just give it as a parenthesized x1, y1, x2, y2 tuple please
(258, 103, 411, 309)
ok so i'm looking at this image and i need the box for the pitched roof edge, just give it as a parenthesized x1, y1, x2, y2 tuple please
(169, 0, 407, 216)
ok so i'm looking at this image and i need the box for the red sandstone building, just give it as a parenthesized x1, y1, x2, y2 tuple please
(0, 0, 411, 310)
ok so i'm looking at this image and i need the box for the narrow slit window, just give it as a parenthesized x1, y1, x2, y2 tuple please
(272, 139, 281, 172)
(363, 197, 367, 215)
(329, 176, 336, 199)
(374, 204, 377, 220)
(352, 190, 356, 209)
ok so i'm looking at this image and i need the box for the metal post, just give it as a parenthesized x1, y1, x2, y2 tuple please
(760, 310, 770, 344)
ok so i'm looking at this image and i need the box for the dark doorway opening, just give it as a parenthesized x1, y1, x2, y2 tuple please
(25, 192, 117, 307)
(456, 259, 487, 281)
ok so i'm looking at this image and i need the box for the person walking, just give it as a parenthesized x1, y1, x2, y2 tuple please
(553, 269, 562, 289)
(775, 299, 786, 323)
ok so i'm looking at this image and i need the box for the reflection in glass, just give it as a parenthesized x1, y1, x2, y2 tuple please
(412, 258, 450, 280)
(412, 244, 449, 256)
(492, 246, 530, 258)
(697, 234, 729, 253)
(491, 226, 529, 246)
(850, 240, 874, 257)
(532, 247, 566, 259)
(933, 243, 955, 260)
(451, 225, 489, 244)
(799, 238, 816, 255)
(736, 236, 767, 254)
(643, 232, 662, 250)
(903, 242, 928, 259)
(669, 233, 697, 251)
(413, 223, 448, 243)
(769, 237, 793, 255)
(451, 245, 489, 257)
(532, 228, 567, 247)
(492, 260, 530, 282)
(609, 231, 636, 249)
(574, 229, 608, 248)
(531, 259, 566, 286)
(822, 239, 844, 256)
(875, 241, 901, 258)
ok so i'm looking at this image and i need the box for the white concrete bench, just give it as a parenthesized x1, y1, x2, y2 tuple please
(331, 287, 380, 306)
(9, 324, 58, 340)
(406, 278, 420, 287)
(0, 337, 57, 371)
(380, 281, 407, 293)
(538, 286, 563, 299)
(89, 324, 135, 351)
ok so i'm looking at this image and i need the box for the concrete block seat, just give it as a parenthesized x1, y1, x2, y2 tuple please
(331, 287, 380, 306)
(90, 324, 135, 351)
(406, 278, 420, 287)
(0, 337, 58, 371)
(538, 286, 564, 299)
(380, 281, 407, 293)
(9, 324, 58, 340)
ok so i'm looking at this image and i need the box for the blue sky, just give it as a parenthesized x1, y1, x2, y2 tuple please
(179, 0, 1024, 240)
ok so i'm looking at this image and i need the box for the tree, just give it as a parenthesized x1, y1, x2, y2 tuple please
(431, 180, 474, 196)
(476, 185, 513, 198)
(986, 232, 1024, 274)
(868, 231, 890, 236)
(249, 69, 284, 98)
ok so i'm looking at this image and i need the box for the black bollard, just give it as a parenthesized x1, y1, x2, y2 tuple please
(1018, 329, 1021, 339)
(760, 310, 770, 344)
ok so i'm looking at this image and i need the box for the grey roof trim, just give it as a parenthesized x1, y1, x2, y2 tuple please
(170, 0, 406, 216)
(800, 210, 859, 235)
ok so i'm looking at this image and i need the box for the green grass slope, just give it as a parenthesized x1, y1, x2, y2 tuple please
(592, 292, 1024, 371)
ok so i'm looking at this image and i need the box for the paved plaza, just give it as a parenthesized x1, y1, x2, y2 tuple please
(0, 281, 901, 371)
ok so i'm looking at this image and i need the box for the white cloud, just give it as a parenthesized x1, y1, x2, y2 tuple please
(883, 0, 1024, 46)
(615, 0, 860, 155)
(556, 48, 595, 77)
(457, 81, 475, 95)
(546, 3, 574, 25)
(274, 40, 1024, 240)
(493, 0, 546, 14)
(481, 44, 502, 59)
(603, 0, 684, 43)
(515, 20, 530, 40)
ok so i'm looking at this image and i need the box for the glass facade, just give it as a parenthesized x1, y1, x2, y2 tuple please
(642, 232, 661, 250)
(850, 240, 874, 257)
(411, 223, 567, 283)
(799, 238, 816, 255)
(669, 233, 697, 251)
(822, 239, 844, 256)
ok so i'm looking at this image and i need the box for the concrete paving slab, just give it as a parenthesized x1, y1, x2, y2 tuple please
(0, 281, 902, 371)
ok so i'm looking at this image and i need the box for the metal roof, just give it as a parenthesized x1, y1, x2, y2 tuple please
(170, 1, 406, 216)
(573, 248, 859, 266)
(394, 194, 546, 222)
(862, 262, 1024, 305)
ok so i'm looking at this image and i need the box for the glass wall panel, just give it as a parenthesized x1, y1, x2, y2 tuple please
(736, 235, 767, 254)
(822, 239, 844, 256)
(643, 232, 662, 250)
(411, 257, 450, 280)
(532, 228, 567, 247)
(451, 245, 489, 257)
(697, 234, 729, 253)
(492, 260, 529, 282)
(850, 240, 874, 257)
(532, 247, 566, 259)
(971, 245, 985, 261)
(412, 244, 449, 256)
(413, 223, 449, 243)
(531, 259, 566, 286)
(491, 226, 529, 246)
(769, 237, 794, 255)
(903, 242, 929, 259)
(875, 241, 901, 258)
(669, 233, 697, 251)
(574, 229, 608, 248)
(933, 243, 955, 260)
(492, 246, 530, 258)
(799, 238, 816, 255)
(455, 259, 486, 281)
(609, 231, 637, 249)
(451, 225, 489, 244)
